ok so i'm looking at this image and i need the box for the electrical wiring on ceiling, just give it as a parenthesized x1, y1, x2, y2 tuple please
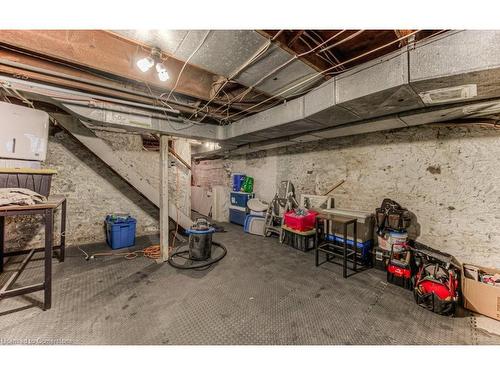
(319, 30, 365, 53)
(0, 86, 11, 103)
(0, 43, 220, 124)
(271, 30, 284, 41)
(156, 29, 190, 66)
(160, 29, 446, 124)
(135, 29, 431, 126)
(299, 34, 339, 69)
(233, 30, 457, 122)
(194, 30, 451, 124)
(162, 30, 212, 104)
(207, 30, 394, 122)
(222, 29, 422, 122)
(304, 30, 346, 70)
(187, 37, 274, 122)
(126, 34, 209, 133)
(244, 30, 348, 88)
(0, 81, 35, 108)
(141, 29, 232, 129)
(194, 30, 349, 123)
(205, 30, 377, 122)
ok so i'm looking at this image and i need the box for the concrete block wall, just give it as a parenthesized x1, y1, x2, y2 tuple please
(4, 127, 191, 250)
(193, 122, 500, 267)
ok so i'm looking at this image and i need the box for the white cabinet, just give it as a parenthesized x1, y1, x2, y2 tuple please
(0, 102, 49, 161)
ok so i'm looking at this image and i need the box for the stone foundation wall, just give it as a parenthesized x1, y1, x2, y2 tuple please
(193, 123, 500, 267)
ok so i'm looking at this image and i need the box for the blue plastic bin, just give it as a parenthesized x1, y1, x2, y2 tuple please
(230, 191, 255, 208)
(232, 173, 246, 192)
(105, 215, 137, 250)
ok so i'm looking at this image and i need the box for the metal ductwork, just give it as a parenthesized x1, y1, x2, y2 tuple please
(214, 30, 500, 155)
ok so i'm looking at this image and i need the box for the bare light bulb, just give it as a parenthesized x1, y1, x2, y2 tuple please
(136, 56, 154, 72)
(156, 62, 166, 73)
(158, 69, 170, 81)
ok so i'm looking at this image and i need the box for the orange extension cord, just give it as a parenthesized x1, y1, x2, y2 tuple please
(85, 245, 161, 261)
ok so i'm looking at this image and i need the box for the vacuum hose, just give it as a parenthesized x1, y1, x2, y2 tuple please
(168, 241, 227, 270)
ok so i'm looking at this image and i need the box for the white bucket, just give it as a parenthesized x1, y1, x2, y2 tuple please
(378, 231, 408, 252)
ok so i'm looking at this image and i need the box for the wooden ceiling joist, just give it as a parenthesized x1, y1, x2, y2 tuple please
(0, 30, 225, 102)
(394, 30, 416, 46)
(0, 30, 277, 123)
(257, 30, 333, 78)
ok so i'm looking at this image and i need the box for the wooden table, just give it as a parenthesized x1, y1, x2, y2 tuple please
(315, 212, 358, 278)
(0, 195, 66, 310)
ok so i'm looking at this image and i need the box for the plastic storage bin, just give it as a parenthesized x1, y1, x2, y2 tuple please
(232, 173, 246, 192)
(229, 205, 247, 226)
(241, 176, 254, 193)
(105, 215, 137, 250)
(283, 210, 318, 232)
(230, 191, 255, 208)
(0, 168, 57, 197)
(282, 226, 316, 252)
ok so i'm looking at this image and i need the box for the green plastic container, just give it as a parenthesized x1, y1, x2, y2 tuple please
(241, 176, 254, 193)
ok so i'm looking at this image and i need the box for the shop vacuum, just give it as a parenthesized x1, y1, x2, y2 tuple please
(168, 218, 227, 270)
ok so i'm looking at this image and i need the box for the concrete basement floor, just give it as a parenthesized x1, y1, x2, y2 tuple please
(1, 224, 500, 345)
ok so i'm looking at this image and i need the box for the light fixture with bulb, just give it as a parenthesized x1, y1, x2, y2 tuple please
(155, 62, 169, 81)
(155, 62, 166, 73)
(158, 69, 170, 82)
(136, 47, 169, 82)
(136, 56, 154, 72)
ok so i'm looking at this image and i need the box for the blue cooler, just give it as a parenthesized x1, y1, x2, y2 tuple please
(230, 191, 255, 208)
(326, 234, 373, 264)
(105, 215, 137, 250)
(229, 205, 247, 226)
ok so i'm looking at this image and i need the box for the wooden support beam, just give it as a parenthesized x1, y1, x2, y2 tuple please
(159, 135, 170, 262)
(0, 30, 218, 102)
(287, 30, 305, 47)
(0, 47, 233, 121)
(394, 30, 416, 46)
(169, 146, 191, 171)
(0, 44, 266, 120)
(257, 30, 331, 79)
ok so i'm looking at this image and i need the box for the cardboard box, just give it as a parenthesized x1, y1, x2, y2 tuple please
(462, 264, 500, 321)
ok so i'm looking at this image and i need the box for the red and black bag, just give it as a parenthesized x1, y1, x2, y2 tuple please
(413, 262, 459, 315)
(386, 246, 416, 290)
